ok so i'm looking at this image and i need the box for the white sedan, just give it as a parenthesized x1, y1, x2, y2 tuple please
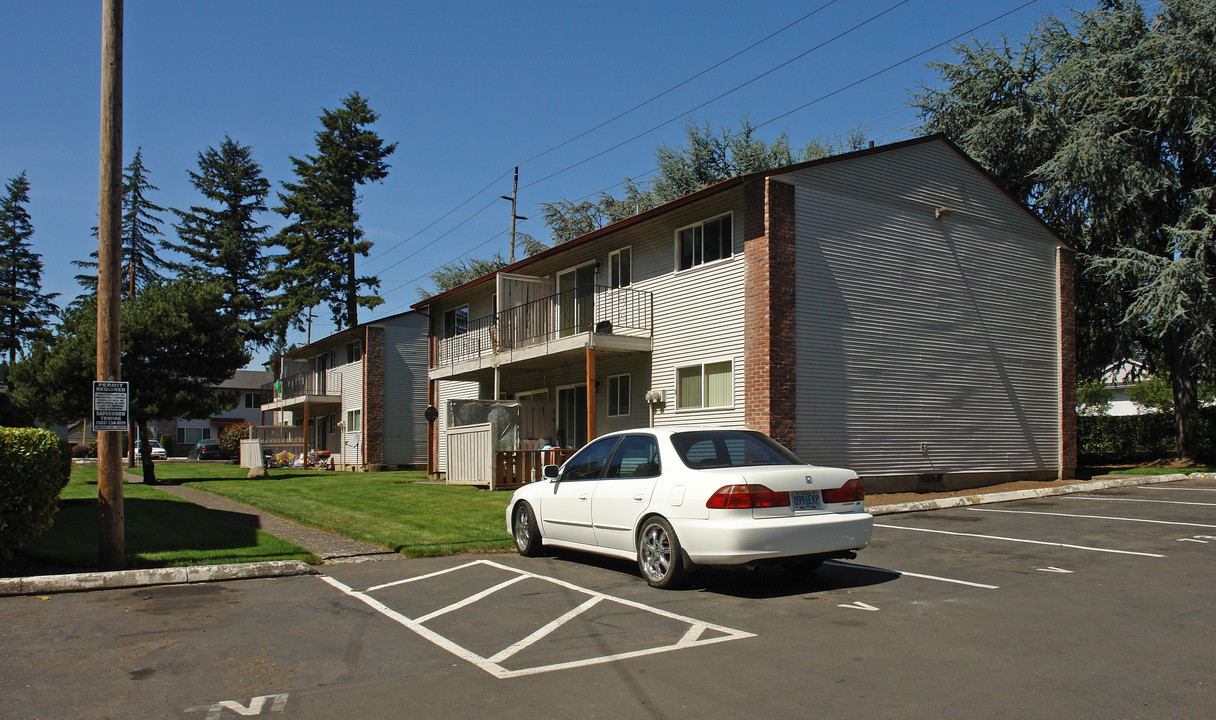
(506, 428, 873, 588)
(134, 439, 168, 461)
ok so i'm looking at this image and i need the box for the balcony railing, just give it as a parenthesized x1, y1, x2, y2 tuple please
(434, 285, 653, 367)
(263, 369, 343, 401)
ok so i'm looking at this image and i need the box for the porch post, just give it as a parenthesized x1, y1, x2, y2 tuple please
(586, 345, 596, 442)
(427, 379, 437, 477)
(302, 402, 309, 464)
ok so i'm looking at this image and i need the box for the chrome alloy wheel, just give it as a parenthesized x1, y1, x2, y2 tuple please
(639, 522, 671, 582)
(514, 504, 532, 551)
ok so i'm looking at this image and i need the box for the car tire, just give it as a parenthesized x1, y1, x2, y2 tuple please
(512, 502, 542, 557)
(637, 516, 687, 589)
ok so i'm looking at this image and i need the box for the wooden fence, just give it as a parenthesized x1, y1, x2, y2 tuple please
(493, 448, 575, 490)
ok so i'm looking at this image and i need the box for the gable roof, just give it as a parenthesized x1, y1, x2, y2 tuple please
(412, 134, 1068, 309)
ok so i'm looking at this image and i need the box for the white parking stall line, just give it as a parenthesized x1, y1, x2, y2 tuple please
(967, 506, 1216, 529)
(873, 523, 1165, 557)
(412, 574, 529, 624)
(826, 560, 999, 589)
(1145, 485, 1216, 492)
(321, 560, 755, 679)
(487, 596, 603, 664)
(1065, 496, 1216, 508)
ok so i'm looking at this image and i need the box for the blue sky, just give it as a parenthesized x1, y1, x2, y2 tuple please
(1, 0, 1092, 366)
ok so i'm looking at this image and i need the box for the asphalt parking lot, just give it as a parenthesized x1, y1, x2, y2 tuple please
(3, 477, 1214, 719)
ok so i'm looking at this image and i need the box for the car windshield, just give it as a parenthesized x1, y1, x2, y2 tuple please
(671, 430, 805, 469)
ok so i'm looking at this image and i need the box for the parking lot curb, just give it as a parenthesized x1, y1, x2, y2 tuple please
(866, 473, 1208, 516)
(0, 560, 317, 597)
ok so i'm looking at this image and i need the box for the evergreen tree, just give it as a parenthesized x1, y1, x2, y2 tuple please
(540, 117, 856, 243)
(0, 172, 58, 366)
(9, 279, 250, 483)
(172, 135, 272, 346)
(267, 92, 396, 331)
(915, 0, 1216, 459)
(72, 148, 174, 299)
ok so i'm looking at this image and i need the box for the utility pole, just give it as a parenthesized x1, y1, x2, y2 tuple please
(97, 0, 125, 569)
(500, 166, 527, 264)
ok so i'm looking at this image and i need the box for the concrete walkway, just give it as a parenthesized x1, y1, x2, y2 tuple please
(128, 472, 396, 563)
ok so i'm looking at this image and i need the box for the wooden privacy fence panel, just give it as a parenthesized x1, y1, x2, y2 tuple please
(447, 422, 493, 485)
(493, 448, 576, 490)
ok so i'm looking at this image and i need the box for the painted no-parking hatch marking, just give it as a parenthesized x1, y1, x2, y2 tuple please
(321, 559, 755, 679)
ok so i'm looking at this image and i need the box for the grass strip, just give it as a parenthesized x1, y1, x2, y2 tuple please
(166, 466, 515, 557)
(16, 466, 317, 570)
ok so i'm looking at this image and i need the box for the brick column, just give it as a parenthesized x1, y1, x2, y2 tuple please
(744, 178, 798, 449)
(1058, 247, 1077, 479)
(364, 326, 385, 466)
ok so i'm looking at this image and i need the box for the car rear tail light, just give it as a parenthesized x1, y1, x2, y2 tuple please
(822, 478, 864, 504)
(706, 484, 790, 509)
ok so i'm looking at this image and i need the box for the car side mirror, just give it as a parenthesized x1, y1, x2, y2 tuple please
(542, 464, 560, 480)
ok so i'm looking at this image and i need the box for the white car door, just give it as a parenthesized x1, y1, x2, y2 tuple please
(539, 436, 619, 547)
(592, 434, 662, 553)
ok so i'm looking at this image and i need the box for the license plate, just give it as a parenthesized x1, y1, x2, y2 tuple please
(791, 490, 823, 512)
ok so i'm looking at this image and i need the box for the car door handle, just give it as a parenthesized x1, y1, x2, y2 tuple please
(579, 494, 590, 501)
(633, 494, 645, 502)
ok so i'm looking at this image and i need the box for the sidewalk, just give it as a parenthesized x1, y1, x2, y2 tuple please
(3, 471, 1208, 597)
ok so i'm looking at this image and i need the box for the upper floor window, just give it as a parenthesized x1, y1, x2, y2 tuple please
(244, 392, 265, 408)
(609, 247, 631, 288)
(677, 214, 732, 271)
(443, 305, 469, 338)
(346, 340, 363, 364)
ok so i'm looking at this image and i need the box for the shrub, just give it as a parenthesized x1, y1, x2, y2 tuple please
(218, 423, 252, 458)
(1079, 407, 1216, 463)
(0, 427, 72, 561)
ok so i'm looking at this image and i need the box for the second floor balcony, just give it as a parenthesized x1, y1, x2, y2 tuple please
(260, 368, 344, 414)
(430, 284, 653, 380)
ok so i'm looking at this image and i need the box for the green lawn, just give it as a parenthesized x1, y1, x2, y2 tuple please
(1101, 465, 1215, 476)
(16, 465, 317, 571)
(168, 464, 516, 557)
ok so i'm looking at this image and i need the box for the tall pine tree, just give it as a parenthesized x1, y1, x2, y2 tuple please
(172, 135, 272, 346)
(0, 172, 58, 366)
(267, 92, 396, 331)
(72, 148, 173, 299)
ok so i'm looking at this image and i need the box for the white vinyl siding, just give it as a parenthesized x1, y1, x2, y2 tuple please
(335, 358, 364, 466)
(381, 315, 429, 466)
(436, 377, 480, 473)
(786, 140, 1062, 476)
(641, 191, 747, 429)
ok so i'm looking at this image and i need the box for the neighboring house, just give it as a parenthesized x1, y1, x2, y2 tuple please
(1101, 360, 1147, 417)
(59, 369, 273, 452)
(259, 310, 464, 470)
(415, 135, 1075, 493)
(166, 369, 272, 450)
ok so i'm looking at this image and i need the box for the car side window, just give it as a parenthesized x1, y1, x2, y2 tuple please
(606, 435, 661, 479)
(561, 437, 620, 481)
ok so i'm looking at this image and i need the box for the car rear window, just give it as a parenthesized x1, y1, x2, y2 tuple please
(671, 430, 804, 469)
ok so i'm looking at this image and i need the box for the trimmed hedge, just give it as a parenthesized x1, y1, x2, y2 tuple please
(1079, 407, 1216, 463)
(0, 427, 72, 561)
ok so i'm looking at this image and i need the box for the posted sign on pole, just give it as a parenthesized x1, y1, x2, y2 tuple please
(93, 381, 129, 432)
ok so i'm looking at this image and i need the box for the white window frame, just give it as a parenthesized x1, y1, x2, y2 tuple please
(674, 359, 734, 411)
(515, 388, 549, 402)
(346, 409, 362, 433)
(443, 305, 469, 338)
(674, 212, 734, 273)
(607, 374, 631, 417)
(609, 246, 632, 289)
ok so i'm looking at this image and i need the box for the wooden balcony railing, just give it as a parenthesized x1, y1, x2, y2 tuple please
(493, 448, 576, 490)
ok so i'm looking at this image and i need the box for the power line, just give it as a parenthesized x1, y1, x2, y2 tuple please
(370, 0, 1047, 302)
(515, 0, 842, 168)
(519, 0, 916, 192)
(362, 4, 842, 270)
